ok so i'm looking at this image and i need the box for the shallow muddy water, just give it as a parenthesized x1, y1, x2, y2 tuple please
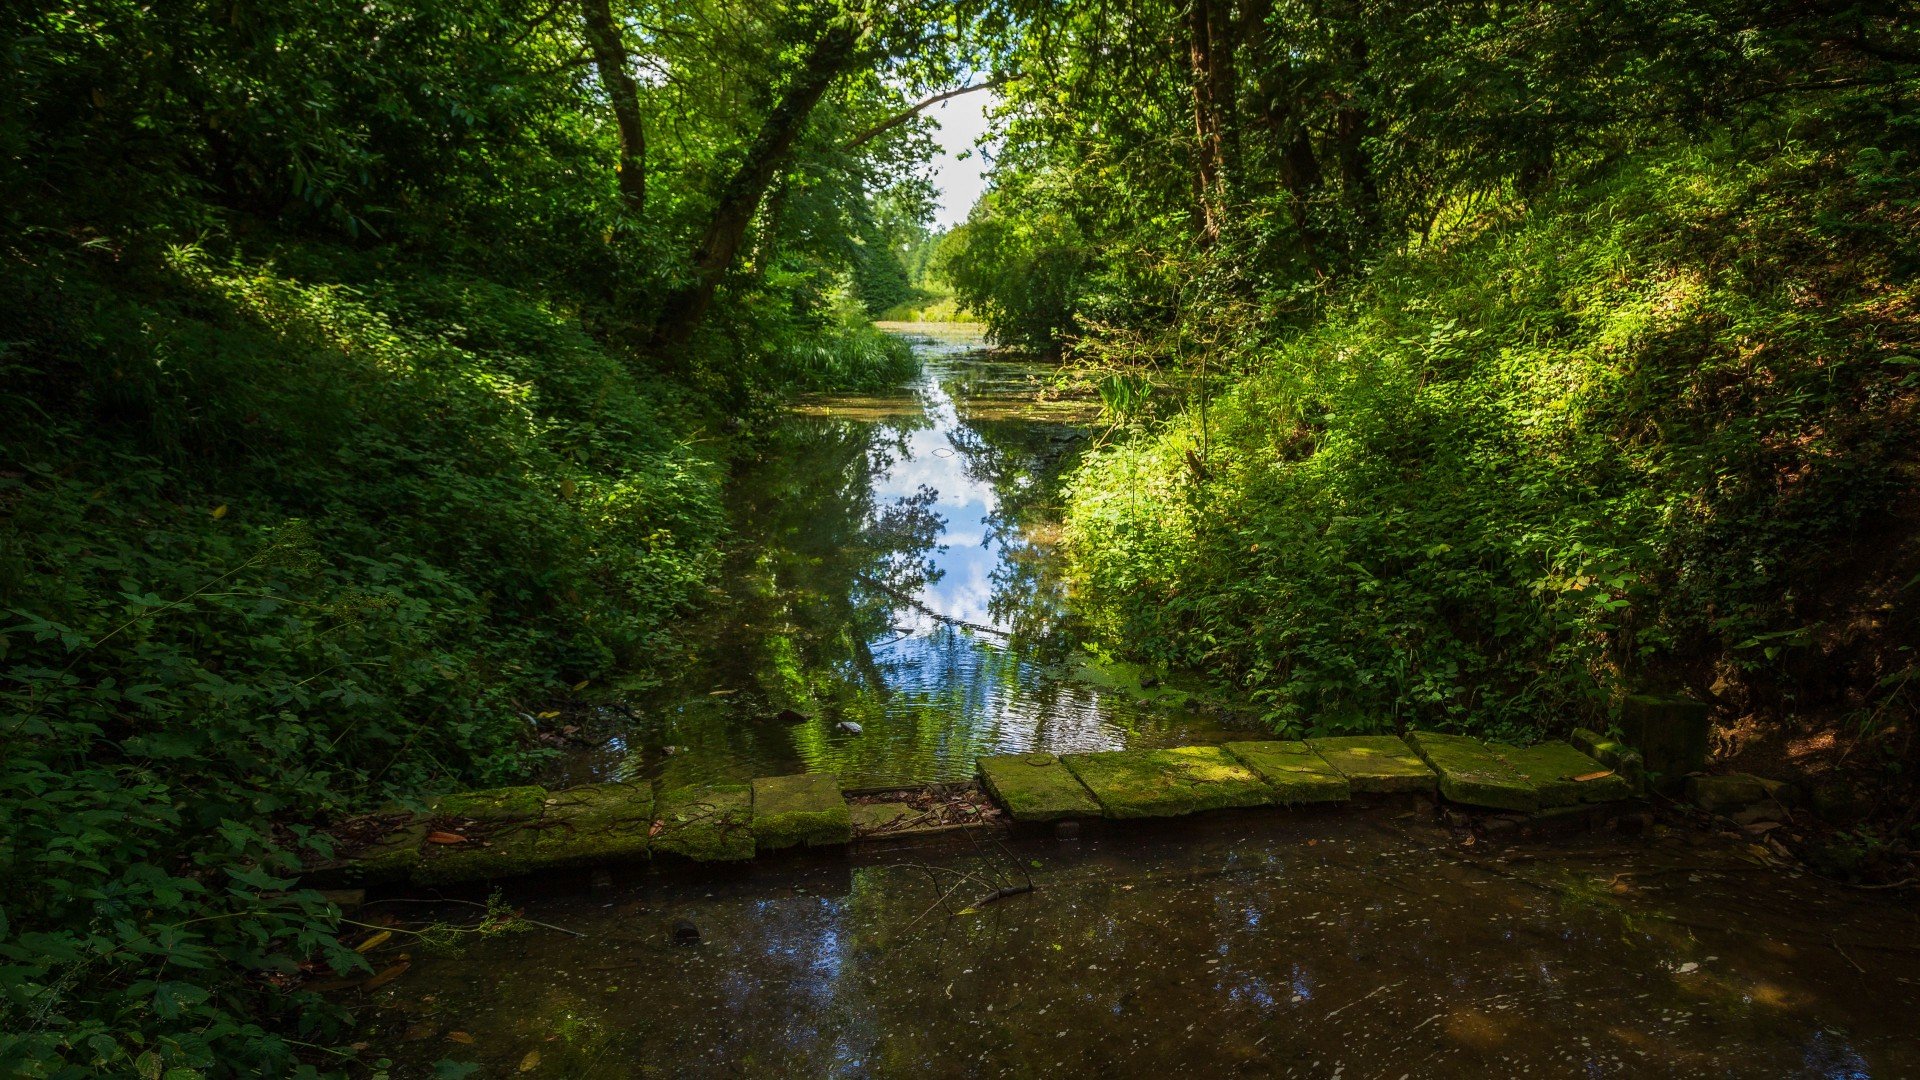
(548, 324, 1248, 791)
(365, 805, 1920, 1077)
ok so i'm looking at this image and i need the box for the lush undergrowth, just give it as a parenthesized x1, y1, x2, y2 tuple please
(0, 241, 726, 1074)
(1063, 132, 1920, 741)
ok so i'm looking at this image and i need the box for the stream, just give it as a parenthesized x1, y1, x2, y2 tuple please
(545, 323, 1246, 791)
(363, 328, 1920, 1077)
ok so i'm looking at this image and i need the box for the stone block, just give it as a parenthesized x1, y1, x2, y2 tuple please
(1569, 727, 1646, 791)
(1061, 746, 1273, 819)
(532, 782, 654, 870)
(1405, 731, 1540, 813)
(751, 773, 852, 849)
(652, 783, 754, 862)
(1308, 735, 1438, 794)
(1617, 694, 1711, 788)
(1496, 741, 1636, 807)
(978, 753, 1102, 821)
(1223, 741, 1350, 803)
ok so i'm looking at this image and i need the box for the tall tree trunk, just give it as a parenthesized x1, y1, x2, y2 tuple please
(1242, 0, 1323, 265)
(654, 20, 862, 348)
(1184, 0, 1234, 246)
(580, 0, 646, 218)
(1332, 31, 1379, 234)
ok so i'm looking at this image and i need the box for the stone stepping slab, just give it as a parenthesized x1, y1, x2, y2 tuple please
(533, 782, 655, 870)
(413, 785, 548, 887)
(1222, 741, 1351, 803)
(652, 783, 754, 862)
(751, 773, 851, 849)
(308, 732, 1647, 888)
(1495, 740, 1635, 807)
(1062, 746, 1274, 819)
(1405, 731, 1540, 812)
(1307, 735, 1438, 795)
(978, 753, 1102, 822)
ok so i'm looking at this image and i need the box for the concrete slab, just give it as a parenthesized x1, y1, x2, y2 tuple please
(1308, 735, 1438, 794)
(413, 785, 549, 885)
(532, 782, 654, 870)
(652, 783, 755, 862)
(431, 785, 547, 823)
(978, 753, 1101, 821)
(1405, 731, 1540, 812)
(1062, 745, 1273, 819)
(751, 773, 852, 849)
(1496, 741, 1635, 807)
(850, 801, 920, 834)
(1223, 741, 1351, 803)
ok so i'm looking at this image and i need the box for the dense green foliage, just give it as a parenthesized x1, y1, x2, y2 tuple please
(1, 247, 720, 1074)
(1064, 132, 1920, 735)
(957, 0, 1920, 734)
(0, 0, 977, 1073)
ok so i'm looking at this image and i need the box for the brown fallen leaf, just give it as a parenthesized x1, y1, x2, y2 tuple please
(360, 959, 411, 990)
(1570, 770, 1616, 782)
(354, 930, 392, 953)
(519, 1049, 543, 1072)
(648, 819, 664, 837)
(447, 1031, 476, 1045)
(427, 831, 468, 845)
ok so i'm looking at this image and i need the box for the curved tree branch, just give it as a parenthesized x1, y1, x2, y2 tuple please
(842, 77, 1006, 150)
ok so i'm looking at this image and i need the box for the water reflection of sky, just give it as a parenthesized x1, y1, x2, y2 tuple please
(560, 326, 1246, 791)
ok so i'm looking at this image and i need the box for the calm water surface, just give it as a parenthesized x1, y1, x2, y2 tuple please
(548, 324, 1246, 791)
(366, 807, 1920, 1077)
(362, 327, 1920, 1077)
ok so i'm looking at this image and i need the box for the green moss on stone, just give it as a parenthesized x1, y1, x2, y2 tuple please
(1569, 728, 1646, 791)
(850, 801, 920, 834)
(412, 824, 543, 887)
(532, 783, 655, 871)
(1062, 745, 1273, 819)
(1307, 735, 1438, 794)
(1223, 741, 1350, 804)
(431, 785, 547, 824)
(1496, 741, 1635, 807)
(979, 753, 1102, 821)
(1687, 773, 1775, 812)
(652, 783, 754, 862)
(354, 821, 428, 884)
(1405, 731, 1540, 812)
(304, 819, 426, 888)
(1617, 694, 1711, 788)
(751, 773, 852, 849)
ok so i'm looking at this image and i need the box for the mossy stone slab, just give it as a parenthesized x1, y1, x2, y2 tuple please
(978, 753, 1101, 822)
(1308, 735, 1438, 794)
(412, 823, 543, 886)
(652, 783, 755, 862)
(1223, 741, 1350, 804)
(1405, 731, 1540, 812)
(1062, 746, 1273, 819)
(1496, 741, 1635, 807)
(430, 785, 547, 824)
(850, 801, 919, 834)
(1687, 773, 1776, 812)
(352, 821, 427, 885)
(751, 773, 852, 849)
(531, 783, 654, 870)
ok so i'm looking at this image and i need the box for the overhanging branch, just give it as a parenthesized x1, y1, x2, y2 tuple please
(843, 77, 1006, 150)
